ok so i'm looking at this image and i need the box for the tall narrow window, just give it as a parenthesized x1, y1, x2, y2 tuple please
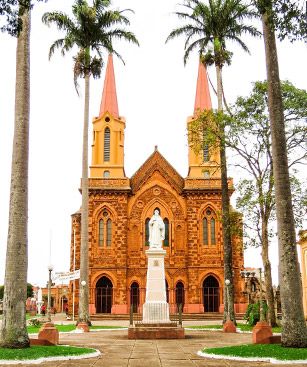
(99, 219, 104, 247)
(210, 218, 216, 245)
(104, 127, 110, 161)
(98, 211, 113, 247)
(203, 218, 208, 245)
(203, 144, 209, 162)
(106, 218, 112, 246)
(163, 218, 169, 246)
(145, 218, 150, 246)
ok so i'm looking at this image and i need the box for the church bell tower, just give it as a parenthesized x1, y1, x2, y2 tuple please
(187, 60, 221, 178)
(90, 54, 126, 178)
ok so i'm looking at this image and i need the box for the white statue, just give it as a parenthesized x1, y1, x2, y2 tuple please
(149, 209, 165, 249)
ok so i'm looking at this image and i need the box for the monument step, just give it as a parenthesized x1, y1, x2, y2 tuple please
(90, 312, 245, 321)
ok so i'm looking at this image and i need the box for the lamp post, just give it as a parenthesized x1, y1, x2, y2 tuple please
(47, 264, 53, 322)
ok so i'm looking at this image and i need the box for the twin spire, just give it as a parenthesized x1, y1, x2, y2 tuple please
(99, 54, 119, 119)
(194, 60, 212, 114)
(98, 54, 212, 119)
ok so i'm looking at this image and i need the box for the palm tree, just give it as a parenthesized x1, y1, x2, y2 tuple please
(166, 0, 259, 323)
(0, 7, 31, 348)
(257, 0, 307, 347)
(42, 0, 139, 325)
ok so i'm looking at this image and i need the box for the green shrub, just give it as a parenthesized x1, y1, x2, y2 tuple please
(28, 318, 41, 327)
(244, 301, 268, 326)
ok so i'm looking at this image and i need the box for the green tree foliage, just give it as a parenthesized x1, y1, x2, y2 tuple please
(244, 301, 268, 326)
(26, 283, 33, 298)
(0, 0, 45, 35)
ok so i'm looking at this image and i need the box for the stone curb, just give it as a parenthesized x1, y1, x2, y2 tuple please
(0, 347, 101, 365)
(197, 350, 307, 365)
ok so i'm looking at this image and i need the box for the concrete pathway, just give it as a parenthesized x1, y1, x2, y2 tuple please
(3, 328, 307, 367)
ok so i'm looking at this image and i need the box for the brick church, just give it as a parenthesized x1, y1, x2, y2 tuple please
(69, 55, 245, 315)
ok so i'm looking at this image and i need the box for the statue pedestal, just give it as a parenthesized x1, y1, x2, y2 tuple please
(128, 247, 184, 339)
(142, 248, 171, 324)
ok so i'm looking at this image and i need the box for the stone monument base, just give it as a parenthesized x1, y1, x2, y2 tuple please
(38, 322, 59, 345)
(128, 324, 185, 339)
(252, 321, 273, 344)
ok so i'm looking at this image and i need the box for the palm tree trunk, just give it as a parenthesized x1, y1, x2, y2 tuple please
(78, 70, 90, 325)
(0, 8, 31, 348)
(261, 219, 277, 326)
(216, 65, 236, 324)
(261, 3, 307, 347)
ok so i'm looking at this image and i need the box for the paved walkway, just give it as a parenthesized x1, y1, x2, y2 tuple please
(3, 328, 307, 367)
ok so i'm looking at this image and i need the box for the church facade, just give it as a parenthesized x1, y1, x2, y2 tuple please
(69, 55, 245, 315)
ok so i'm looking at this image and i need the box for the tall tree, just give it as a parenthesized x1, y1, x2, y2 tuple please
(231, 80, 307, 327)
(255, 0, 307, 347)
(166, 0, 259, 323)
(0, 5, 31, 348)
(42, 0, 138, 325)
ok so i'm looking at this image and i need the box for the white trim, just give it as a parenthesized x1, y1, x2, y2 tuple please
(197, 351, 307, 365)
(0, 347, 101, 365)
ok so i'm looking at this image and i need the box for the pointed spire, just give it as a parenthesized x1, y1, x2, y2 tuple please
(194, 60, 212, 114)
(99, 54, 119, 118)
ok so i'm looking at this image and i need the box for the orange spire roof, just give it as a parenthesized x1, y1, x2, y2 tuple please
(99, 54, 119, 118)
(194, 60, 212, 114)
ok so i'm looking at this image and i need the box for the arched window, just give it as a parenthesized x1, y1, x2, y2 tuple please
(163, 218, 169, 246)
(210, 218, 216, 245)
(145, 218, 150, 246)
(165, 280, 169, 303)
(104, 127, 110, 162)
(103, 170, 110, 178)
(176, 281, 185, 309)
(98, 211, 112, 247)
(203, 218, 208, 245)
(106, 218, 112, 246)
(203, 209, 217, 246)
(130, 282, 140, 313)
(99, 219, 104, 247)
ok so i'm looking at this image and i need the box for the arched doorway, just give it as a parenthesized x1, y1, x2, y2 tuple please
(203, 276, 220, 312)
(165, 280, 169, 303)
(95, 276, 113, 313)
(130, 282, 140, 313)
(175, 281, 185, 310)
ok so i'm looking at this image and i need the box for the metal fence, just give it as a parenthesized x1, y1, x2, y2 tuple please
(130, 303, 183, 327)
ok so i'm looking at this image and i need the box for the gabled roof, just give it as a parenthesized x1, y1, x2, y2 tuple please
(99, 54, 119, 118)
(130, 147, 184, 194)
(194, 60, 212, 114)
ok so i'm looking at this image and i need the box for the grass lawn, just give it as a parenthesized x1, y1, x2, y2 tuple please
(27, 324, 125, 334)
(202, 344, 307, 361)
(187, 323, 281, 333)
(0, 345, 96, 361)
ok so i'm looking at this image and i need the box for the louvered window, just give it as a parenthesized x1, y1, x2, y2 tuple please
(104, 127, 110, 161)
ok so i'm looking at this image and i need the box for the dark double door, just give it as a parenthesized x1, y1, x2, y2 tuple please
(203, 276, 220, 312)
(95, 277, 113, 313)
